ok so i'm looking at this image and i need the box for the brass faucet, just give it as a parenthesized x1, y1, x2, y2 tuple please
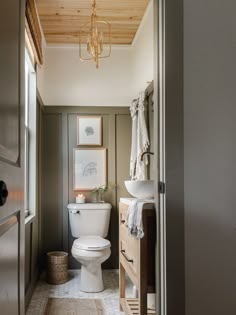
(141, 151, 154, 161)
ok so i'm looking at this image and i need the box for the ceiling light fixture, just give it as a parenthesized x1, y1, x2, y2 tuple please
(79, 0, 111, 69)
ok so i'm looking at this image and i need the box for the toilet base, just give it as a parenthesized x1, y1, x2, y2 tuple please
(80, 263, 104, 292)
(72, 243, 111, 293)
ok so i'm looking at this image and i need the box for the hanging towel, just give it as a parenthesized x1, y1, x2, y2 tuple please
(129, 98, 139, 179)
(126, 199, 145, 239)
(136, 92, 150, 180)
(129, 92, 150, 180)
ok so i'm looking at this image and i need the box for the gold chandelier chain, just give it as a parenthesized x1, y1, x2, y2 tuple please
(92, 0, 96, 16)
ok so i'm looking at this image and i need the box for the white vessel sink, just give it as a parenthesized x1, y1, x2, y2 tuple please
(124, 180, 154, 199)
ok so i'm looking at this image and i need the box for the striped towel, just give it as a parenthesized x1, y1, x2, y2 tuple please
(126, 199, 145, 239)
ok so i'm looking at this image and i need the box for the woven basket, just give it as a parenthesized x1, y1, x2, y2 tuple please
(46, 251, 68, 285)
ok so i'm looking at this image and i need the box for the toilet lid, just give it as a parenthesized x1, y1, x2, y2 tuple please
(73, 236, 111, 251)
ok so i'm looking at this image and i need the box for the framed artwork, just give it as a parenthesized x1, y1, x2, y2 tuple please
(77, 116, 102, 146)
(73, 148, 107, 191)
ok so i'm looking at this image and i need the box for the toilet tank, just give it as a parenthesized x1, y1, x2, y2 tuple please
(67, 203, 112, 238)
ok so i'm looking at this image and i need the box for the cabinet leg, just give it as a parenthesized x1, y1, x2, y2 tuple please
(139, 292, 147, 315)
(119, 263, 125, 311)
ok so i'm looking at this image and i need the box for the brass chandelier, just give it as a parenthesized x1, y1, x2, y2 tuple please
(79, 0, 112, 69)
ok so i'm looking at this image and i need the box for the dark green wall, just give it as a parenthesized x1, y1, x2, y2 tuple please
(25, 100, 42, 308)
(41, 106, 132, 269)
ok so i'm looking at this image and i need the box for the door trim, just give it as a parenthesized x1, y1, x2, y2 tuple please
(154, 1, 167, 315)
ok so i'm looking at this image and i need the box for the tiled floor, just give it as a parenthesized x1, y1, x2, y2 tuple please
(26, 269, 133, 315)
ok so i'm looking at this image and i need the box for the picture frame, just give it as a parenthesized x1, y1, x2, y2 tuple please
(77, 116, 102, 146)
(73, 148, 107, 191)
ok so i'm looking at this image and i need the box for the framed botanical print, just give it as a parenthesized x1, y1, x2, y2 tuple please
(73, 148, 107, 190)
(77, 116, 102, 146)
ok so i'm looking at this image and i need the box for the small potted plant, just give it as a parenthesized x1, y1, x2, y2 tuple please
(91, 185, 108, 203)
(97, 185, 108, 203)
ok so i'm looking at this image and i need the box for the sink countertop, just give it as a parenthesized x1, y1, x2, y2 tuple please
(120, 197, 155, 208)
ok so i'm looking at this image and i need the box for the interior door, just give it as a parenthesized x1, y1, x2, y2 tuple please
(0, 1, 25, 314)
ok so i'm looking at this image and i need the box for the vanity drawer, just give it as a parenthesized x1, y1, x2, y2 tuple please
(120, 223, 139, 281)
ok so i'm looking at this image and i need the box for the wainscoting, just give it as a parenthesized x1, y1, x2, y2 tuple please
(25, 100, 42, 308)
(40, 106, 132, 269)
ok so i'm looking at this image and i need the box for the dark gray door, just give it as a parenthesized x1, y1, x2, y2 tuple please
(0, 0, 25, 314)
(184, 1, 236, 314)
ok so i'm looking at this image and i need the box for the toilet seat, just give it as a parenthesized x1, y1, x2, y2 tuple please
(73, 236, 111, 251)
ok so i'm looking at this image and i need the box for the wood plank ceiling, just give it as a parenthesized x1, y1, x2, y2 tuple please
(35, 0, 150, 45)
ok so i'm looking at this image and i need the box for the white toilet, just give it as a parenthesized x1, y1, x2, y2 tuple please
(67, 203, 112, 292)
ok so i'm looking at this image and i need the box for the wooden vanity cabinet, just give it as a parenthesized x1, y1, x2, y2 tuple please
(119, 201, 156, 315)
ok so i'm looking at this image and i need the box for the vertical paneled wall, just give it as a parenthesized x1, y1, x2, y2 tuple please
(41, 106, 131, 269)
(41, 113, 63, 254)
(25, 101, 42, 308)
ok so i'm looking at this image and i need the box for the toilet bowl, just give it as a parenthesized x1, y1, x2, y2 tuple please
(72, 236, 111, 292)
(67, 203, 112, 292)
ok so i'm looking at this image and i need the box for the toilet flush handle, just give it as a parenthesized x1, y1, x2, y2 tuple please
(70, 210, 80, 214)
